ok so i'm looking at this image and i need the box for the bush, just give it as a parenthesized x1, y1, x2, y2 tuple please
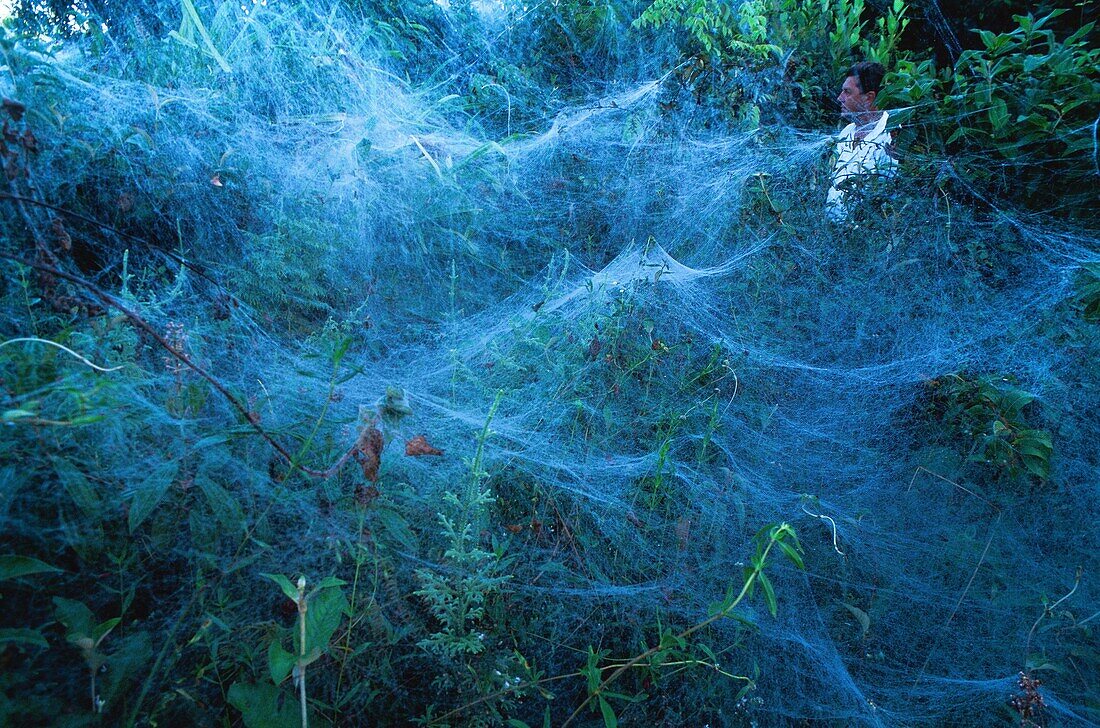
(883, 11, 1099, 214)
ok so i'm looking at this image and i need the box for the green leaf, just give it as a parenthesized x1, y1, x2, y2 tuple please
(988, 97, 1009, 133)
(197, 476, 245, 531)
(93, 617, 121, 647)
(53, 597, 95, 642)
(262, 573, 301, 604)
(0, 555, 62, 580)
(598, 696, 618, 728)
(268, 639, 296, 686)
(314, 576, 348, 591)
(776, 540, 804, 570)
(178, 0, 232, 73)
(0, 628, 48, 649)
(227, 681, 299, 728)
(1022, 455, 1051, 479)
(506, 721, 532, 728)
(998, 388, 1035, 415)
(127, 462, 179, 533)
(50, 456, 101, 517)
(374, 508, 417, 553)
(298, 583, 348, 657)
(757, 572, 777, 617)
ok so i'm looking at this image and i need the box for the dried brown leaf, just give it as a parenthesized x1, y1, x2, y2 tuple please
(405, 434, 443, 457)
(353, 425, 384, 481)
(50, 218, 71, 252)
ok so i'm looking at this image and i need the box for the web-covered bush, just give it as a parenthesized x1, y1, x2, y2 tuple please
(884, 11, 1100, 216)
(0, 1, 1098, 726)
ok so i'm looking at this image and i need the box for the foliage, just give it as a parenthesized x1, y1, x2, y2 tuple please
(924, 373, 1054, 484)
(572, 523, 802, 727)
(0, 0, 1098, 725)
(54, 597, 122, 713)
(635, 0, 780, 66)
(883, 11, 1100, 213)
(228, 574, 348, 727)
(634, 0, 910, 125)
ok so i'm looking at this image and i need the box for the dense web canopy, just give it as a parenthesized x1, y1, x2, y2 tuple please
(0, 1, 1097, 726)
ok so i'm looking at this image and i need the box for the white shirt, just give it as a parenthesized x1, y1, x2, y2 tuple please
(826, 111, 897, 223)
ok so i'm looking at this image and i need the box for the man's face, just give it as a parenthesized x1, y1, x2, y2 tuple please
(837, 75, 875, 118)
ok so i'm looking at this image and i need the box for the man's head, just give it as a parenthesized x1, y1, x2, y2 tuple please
(838, 61, 886, 119)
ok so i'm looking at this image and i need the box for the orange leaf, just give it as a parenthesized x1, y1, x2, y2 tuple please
(405, 435, 443, 457)
(210, 173, 223, 187)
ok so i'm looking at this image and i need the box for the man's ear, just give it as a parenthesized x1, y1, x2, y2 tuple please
(865, 90, 877, 105)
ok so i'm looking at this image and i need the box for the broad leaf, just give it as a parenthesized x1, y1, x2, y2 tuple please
(127, 462, 179, 533)
(268, 639, 296, 686)
(53, 597, 95, 642)
(0, 628, 48, 649)
(598, 696, 617, 728)
(50, 456, 101, 517)
(0, 555, 62, 581)
(198, 476, 245, 531)
(227, 681, 299, 728)
(262, 573, 300, 604)
(296, 584, 349, 657)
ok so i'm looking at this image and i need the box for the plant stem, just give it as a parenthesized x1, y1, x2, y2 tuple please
(299, 585, 308, 728)
(561, 530, 783, 727)
(469, 390, 504, 502)
(335, 510, 368, 703)
(125, 589, 201, 727)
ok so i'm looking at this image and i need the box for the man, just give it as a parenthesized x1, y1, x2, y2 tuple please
(826, 61, 898, 224)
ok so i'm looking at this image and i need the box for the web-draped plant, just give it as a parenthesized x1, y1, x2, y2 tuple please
(0, 1, 1098, 726)
(415, 392, 511, 659)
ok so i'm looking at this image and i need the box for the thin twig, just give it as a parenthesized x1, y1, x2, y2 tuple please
(1023, 566, 1082, 666)
(0, 192, 231, 294)
(1, 193, 154, 248)
(801, 503, 845, 556)
(912, 513, 1002, 687)
(907, 465, 995, 509)
(0, 253, 356, 479)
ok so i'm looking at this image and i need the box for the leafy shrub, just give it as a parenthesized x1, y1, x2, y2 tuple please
(924, 373, 1054, 483)
(883, 11, 1099, 213)
(634, 0, 910, 126)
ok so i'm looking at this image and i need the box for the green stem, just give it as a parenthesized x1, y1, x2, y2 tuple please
(334, 511, 368, 703)
(561, 531, 783, 727)
(298, 583, 308, 728)
(469, 390, 504, 502)
(124, 589, 201, 727)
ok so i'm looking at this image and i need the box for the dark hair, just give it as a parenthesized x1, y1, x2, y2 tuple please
(848, 61, 886, 95)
